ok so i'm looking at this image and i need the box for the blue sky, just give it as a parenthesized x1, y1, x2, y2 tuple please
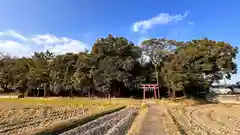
(0, 0, 240, 83)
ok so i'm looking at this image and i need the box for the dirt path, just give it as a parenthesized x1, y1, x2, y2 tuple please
(139, 102, 166, 135)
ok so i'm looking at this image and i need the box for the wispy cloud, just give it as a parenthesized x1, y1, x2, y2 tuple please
(32, 34, 88, 54)
(0, 30, 28, 41)
(0, 30, 88, 57)
(188, 21, 194, 25)
(132, 11, 189, 33)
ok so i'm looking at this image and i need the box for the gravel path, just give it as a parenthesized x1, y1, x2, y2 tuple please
(139, 102, 166, 135)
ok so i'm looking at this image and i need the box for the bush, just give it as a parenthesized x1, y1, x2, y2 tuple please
(18, 93, 24, 98)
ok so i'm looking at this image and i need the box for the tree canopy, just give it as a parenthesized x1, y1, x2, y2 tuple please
(0, 35, 237, 99)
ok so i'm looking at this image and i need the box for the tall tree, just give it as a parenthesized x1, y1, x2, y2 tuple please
(0, 55, 15, 92)
(161, 38, 238, 98)
(26, 51, 54, 97)
(91, 34, 141, 97)
(140, 38, 180, 98)
(140, 38, 180, 83)
(50, 53, 78, 96)
(72, 52, 94, 97)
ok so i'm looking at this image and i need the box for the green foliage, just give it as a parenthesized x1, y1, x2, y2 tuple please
(0, 36, 237, 99)
(91, 35, 142, 95)
(140, 38, 181, 85)
(161, 38, 238, 97)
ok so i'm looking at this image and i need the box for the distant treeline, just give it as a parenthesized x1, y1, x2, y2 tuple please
(0, 35, 238, 99)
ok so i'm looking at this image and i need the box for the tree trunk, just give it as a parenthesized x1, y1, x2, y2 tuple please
(44, 89, 47, 97)
(71, 89, 73, 98)
(112, 88, 118, 98)
(33, 89, 36, 97)
(183, 90, 187, 97)
(37, 89, 40, 97)
(224, 75, 227, 85)
(172, 90, 176, 100)
(88, 91, 91, 98)
(167, 88, 171, 97)
(44, 89, 46, 97)
(155, 66, 159, 85)
(117, 88, 121, 97)
(91, 90, 95, 98)
(108, 93, 111, 99)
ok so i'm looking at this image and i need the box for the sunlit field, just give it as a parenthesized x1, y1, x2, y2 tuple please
(159, 99, 240, 135)
(0, 97, 140, 135)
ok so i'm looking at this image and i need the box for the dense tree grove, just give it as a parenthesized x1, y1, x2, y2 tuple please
(0, 35, 238, 98)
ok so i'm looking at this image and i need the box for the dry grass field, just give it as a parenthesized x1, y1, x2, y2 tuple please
(2, 97, 239, 135)
(161, 99, 240, 135)
(0, 97, 140, 135)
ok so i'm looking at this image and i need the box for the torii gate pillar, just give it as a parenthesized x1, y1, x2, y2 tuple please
(140, 84, 160, 99)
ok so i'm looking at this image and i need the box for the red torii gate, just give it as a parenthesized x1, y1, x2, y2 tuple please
(140, 84, 160, 99)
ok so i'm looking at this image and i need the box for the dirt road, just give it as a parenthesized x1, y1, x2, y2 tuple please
(139, 102, 166, 135)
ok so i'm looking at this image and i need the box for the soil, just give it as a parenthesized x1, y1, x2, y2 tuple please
(168, 103, 240, 135)
(138, 100, 240, 135)
(0, 105, 87, 135)
(139, 101, 180, 135)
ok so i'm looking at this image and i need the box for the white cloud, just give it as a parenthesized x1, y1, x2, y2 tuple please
(32, 34, 87, 54)
(32, 34, 60, 45)
(137, 37, 149, 46)
(132, 11, 189, 33)
(0, 40, 31, 57)
(0, 30, 28, 41)
(0, 30, 88, 57)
